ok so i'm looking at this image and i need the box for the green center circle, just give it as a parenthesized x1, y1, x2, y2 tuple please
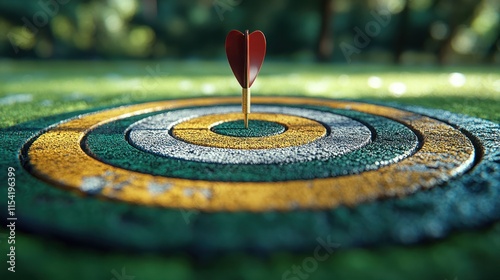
(210, 120, 286, 137)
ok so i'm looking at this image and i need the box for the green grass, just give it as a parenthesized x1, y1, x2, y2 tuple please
(3, 222, 500, 280)
(1, 60, 499, 128)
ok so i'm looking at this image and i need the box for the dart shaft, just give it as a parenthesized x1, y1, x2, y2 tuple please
(243, 30, 250, 129)
(242, 87, 250, 128)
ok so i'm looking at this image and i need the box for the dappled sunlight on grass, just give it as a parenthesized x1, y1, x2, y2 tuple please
(1, 60, 499, 127)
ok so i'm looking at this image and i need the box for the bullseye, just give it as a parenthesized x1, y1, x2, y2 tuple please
(172, 112, 326, 149)
(211, 120, 285, 137)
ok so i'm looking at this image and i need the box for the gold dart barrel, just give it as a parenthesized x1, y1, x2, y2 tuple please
(242, 87, 250, 128)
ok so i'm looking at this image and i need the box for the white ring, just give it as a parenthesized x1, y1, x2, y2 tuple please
(127, 106, 372, 164)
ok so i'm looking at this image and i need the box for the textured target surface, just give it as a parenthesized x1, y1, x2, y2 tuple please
(1, 96, 499, 257)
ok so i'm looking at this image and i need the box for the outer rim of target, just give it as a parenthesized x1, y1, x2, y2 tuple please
(0, 97, 498, 253)
(22, 96, 476, 211)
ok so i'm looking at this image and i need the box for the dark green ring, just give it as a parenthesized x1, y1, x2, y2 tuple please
(83, 104, 418, 182)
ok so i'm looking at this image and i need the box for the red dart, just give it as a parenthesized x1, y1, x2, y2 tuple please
(225, 30, 266, 128)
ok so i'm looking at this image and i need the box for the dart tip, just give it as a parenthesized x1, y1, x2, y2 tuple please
(244, 114, 249, 128)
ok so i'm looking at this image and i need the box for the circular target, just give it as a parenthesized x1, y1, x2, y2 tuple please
(23, 97, 476, 211)
(2, 96, 498, 252)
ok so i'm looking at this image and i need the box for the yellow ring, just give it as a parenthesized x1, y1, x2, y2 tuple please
(26, 97, 475, 212)
(172, 113, 326, 149)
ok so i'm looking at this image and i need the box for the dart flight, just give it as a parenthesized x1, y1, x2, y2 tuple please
(225, 30, 266, 128)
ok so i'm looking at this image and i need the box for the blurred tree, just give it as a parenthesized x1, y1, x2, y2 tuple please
(142, 0, 157, 20)
(485, 32, 499, 63)
(316, 0, 334, 62)
(436, 0, 482, 64)
(0, 0, 496, 63)
(393, 0, 410, 63)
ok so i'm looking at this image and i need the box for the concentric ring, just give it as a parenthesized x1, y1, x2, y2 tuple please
(85, 105, 418, 181)
(24, 97, 475, 211)
(128, 106, 371, 164)
(2, 96, 498, 252)
(172, 112, 326, 149)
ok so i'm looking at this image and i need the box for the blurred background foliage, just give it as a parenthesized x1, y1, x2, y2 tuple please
(0, 0, 498, 64)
